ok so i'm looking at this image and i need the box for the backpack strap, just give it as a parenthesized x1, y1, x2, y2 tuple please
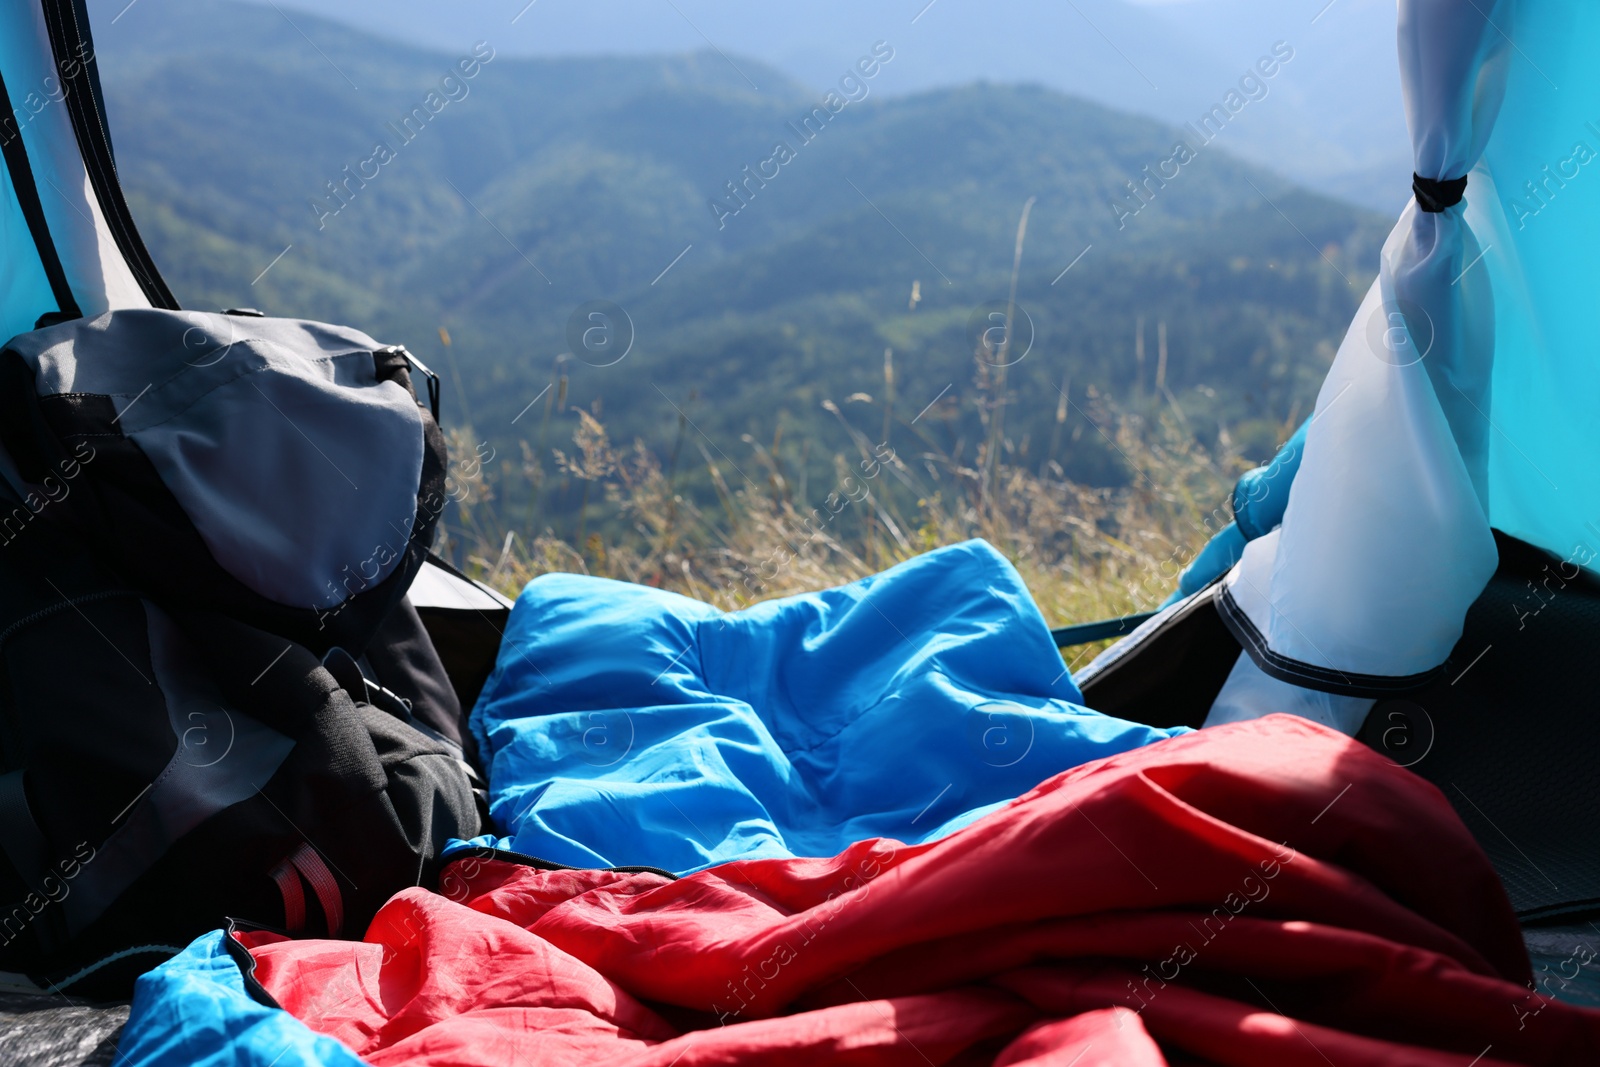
(269, 854, 307, 934)
(58, 605, 297, 940)
(267, 843, 343, 937)
(288, 844, 343, 937)
(0, 771, 62, 954)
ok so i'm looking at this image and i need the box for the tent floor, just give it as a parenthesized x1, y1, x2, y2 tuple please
(1523, 920, 1600, 1009)
(0, 989, 126, 1067)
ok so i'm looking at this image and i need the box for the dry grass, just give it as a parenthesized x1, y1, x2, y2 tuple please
(441, 381, 1246, 666)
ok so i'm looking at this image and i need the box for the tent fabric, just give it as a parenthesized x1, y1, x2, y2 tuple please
(1216, 0, 1517, 696)
(0, 62, 66, 346)
(1477, 3, 1600, 564)
(115, 715, 1600, 1065)
(1171, 0, 1600, 635)
(1205, 625, 1375, 735)
(462, 539, 1185, 874)
(0, 0, 162, 345)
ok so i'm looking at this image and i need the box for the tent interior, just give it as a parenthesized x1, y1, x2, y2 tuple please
(2, 0, 1599, 1063)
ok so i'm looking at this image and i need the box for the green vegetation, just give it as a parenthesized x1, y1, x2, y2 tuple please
(100, 0, 1386, 622)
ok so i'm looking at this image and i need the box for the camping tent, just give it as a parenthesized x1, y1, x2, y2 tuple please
(6, 0, 1594, 775)
(1070, 0, 1600, 921)
(3, 0, 1600, 1062)
(1194, 0, 1600, 726)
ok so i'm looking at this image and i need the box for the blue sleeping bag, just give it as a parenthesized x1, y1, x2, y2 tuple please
(114, 931, 363, 1067)
(462, 539, 1186, 873)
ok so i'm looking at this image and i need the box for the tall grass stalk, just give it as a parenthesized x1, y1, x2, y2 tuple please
(448, 388, 1243, 666)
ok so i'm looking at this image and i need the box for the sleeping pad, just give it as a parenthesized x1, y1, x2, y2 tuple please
(114, 715, 1600, 1065)
(459, 539, 1186, 872)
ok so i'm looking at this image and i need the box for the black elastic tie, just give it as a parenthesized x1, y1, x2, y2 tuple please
(1413, 173, 1468, 213)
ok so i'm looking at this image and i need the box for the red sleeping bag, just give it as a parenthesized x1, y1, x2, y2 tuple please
(246, 715, 1600, 1065)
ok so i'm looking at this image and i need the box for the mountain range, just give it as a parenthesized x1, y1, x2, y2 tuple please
(86, 0, 1390, 531)
(224, 0, 1413, 212)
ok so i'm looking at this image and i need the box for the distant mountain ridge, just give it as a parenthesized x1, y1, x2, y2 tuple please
(199, 0, 1412, 213)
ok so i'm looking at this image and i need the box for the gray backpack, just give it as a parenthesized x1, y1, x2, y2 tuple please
(0, 309, 482, 998)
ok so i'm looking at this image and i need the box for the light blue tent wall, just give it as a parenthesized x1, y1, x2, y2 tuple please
(1, 0, 175, 344)
(1118, 1, 1599, 731)
(1170, 3, 1600, 602)
(0, 3, 67, 343)
(1477, 2, 1600, 567)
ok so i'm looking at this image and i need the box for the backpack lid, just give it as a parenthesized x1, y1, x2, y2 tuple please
(5, 310, 428, 611)
(1, 0, 175, 346)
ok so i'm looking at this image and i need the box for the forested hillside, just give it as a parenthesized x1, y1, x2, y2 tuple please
(93, 0, 1387, 541)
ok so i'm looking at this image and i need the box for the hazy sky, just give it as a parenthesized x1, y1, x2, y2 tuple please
(230, 0, 1406, 209)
